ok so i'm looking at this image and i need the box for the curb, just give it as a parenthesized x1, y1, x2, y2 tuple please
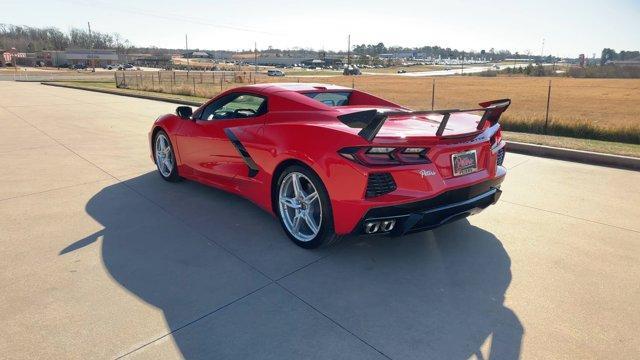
(39, 82, 639, 171)
(506, 141, 640, 171)
(40, 82, 203, 106)
(15, 79, 56, 82)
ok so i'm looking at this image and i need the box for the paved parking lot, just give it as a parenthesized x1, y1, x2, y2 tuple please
(1, 81, 638, 359)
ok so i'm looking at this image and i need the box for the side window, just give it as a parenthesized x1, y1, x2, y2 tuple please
(304, 92, 350, 107)
(199, 93, 267, 120)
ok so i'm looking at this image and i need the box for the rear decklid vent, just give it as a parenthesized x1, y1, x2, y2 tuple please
(366, 173, 397, 197)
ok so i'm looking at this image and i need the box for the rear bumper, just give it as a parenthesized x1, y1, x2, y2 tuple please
(352, 174, 504, 236)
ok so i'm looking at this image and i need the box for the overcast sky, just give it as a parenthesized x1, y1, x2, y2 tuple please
(3, 0, 639, 57)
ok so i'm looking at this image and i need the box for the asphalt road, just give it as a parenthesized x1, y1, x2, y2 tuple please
(1, 82, 638, 359)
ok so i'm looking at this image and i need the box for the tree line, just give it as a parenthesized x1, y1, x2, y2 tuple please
(0, 24, 132, 52)
(600, 48, 640, 65)
(351, 42, 515, 60)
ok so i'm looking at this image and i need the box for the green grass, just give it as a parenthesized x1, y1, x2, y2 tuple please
(503, 131, 640, 158)
(54, 81, 208, 103)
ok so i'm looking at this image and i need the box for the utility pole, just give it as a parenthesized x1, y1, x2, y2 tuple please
(87, 22, 95, 72)
(347, 34, 351, 67)
(540, 38, 545, 59)
(254, 41, 258, 73)
(185, 34, 190, 73)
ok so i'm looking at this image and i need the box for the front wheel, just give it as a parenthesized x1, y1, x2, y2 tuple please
(276, 165, 342, 249)
(154, 130, 180, 182)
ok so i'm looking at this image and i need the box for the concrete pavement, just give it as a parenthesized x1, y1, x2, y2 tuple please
(0, 81, 638, 359)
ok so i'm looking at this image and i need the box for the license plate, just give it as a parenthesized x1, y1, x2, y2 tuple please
(452, 150, 478, 176)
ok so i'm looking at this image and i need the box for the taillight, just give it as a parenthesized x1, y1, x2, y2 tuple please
(490, 128, 503, 146)
(339, 147, 430, 166)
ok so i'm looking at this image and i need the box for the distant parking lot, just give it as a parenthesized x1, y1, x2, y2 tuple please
(0, 82, 638, 359)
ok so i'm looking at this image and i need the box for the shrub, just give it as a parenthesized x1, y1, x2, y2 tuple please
(567, 65, 640, 79)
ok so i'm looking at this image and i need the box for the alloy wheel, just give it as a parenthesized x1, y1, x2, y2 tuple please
(278, 172, 322, 242)
(155, 133, 174, 177)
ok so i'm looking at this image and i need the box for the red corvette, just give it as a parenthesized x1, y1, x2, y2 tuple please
(150, 83, 510, 248)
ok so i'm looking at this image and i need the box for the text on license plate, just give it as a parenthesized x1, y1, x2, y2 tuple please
(452, 150, 478, 176)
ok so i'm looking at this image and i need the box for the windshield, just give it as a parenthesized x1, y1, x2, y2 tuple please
(303, 91, 351, 107)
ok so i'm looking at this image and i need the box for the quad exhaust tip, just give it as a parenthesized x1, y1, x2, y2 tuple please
(364, 220, 396, 234)
(381, 220, 395, 232)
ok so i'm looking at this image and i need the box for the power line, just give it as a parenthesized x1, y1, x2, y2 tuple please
(57, 0, 281, 36)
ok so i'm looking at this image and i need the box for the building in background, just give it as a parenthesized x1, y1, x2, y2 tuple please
(609, 57, 640, 67)
(39, 51, 66, 66)
(121, 53, 172, 68)
(1, 50, 7, 66)
(63, 49, 118, 67)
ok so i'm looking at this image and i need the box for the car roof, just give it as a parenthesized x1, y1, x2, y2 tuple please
(237, 83, 351, 94)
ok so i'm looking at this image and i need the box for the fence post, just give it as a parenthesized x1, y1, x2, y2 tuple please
(200, 72, 203, 84)
(352, 77, 355, 89)
(122, 71, 126, 87)
(114, 72, 118, 88)
(193, 77, 196, 95)
(220, 76, 223, 91)
(172, 71, 175, 85)
(431, 78, 436, 110)
(544, 80, 552, 134)
(152, 74, 155, 90)
(158, 71, 161, 83)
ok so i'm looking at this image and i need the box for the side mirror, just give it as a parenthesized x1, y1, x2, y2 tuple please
(176, 106, 193, 119)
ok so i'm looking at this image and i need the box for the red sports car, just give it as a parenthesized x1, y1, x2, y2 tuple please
(150, 83, 510, 248)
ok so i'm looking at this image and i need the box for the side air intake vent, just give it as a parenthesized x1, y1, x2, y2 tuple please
(366, 173, 397, 197)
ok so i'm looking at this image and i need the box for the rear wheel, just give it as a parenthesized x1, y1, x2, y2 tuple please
(276, 165, 341, 249)
(154, 131, 180, 182)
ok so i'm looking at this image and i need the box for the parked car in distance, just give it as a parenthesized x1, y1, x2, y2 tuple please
(149, 83, 510, 248)
(343, 65, 362, 75)
(267, 69, 285, 76)
(397, 69, 407, 74)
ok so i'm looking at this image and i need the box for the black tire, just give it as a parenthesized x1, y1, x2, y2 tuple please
(153, 130, 181, 182)
(275, 165, 342, 249)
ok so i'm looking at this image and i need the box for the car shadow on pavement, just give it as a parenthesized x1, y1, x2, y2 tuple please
(60, 171, 523, 359)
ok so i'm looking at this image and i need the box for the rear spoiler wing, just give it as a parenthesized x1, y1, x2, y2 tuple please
(337, 99, 511, 142)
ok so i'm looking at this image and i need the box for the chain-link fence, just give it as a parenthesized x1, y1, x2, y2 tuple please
(115, 70, 279, 98)
(114, 71, 640, 143)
